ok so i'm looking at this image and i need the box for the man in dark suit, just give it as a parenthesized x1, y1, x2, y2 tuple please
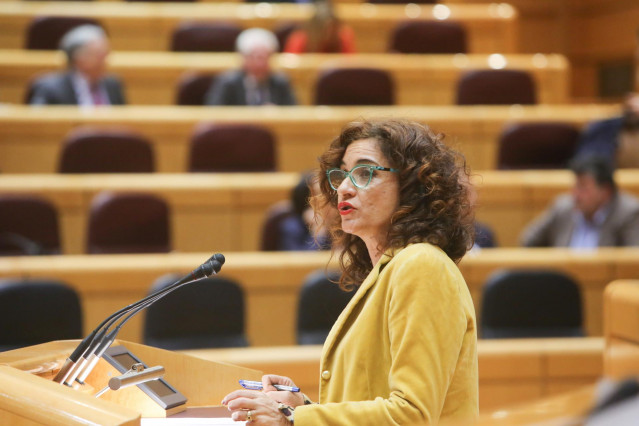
(521, 155, 639, 248)
(29, 25, 126, 106)
(204, 28, 297, 106)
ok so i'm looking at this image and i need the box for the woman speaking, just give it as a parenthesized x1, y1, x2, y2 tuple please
(223, 119, 479, 424)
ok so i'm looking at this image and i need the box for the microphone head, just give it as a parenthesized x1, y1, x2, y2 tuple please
(213, 253, 225, 265)
(209, 259, 223, 274)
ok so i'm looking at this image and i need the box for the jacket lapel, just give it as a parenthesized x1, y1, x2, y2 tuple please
(321, 251, 394, 356)
(62, 73, 79, 104)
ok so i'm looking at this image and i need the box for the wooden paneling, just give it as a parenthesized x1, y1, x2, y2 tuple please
(451, 0, 639, 101)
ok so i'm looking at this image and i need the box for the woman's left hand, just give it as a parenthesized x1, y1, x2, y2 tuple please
(222, 389, 291, 425)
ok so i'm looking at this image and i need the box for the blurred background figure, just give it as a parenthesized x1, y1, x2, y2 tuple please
(465, 174, 497, 251)
(29, 25, 126, 106)
(521, 155, 639, 248)
(204, 28, 297, 106)
(574, 94, 639, 168)
(283, 0, 356, 54)
(573, 30, 639, 168)
(279, 173, 332, 251)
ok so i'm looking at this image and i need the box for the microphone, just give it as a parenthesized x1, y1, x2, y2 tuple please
(53, 254, 225, 385)
(74, 257, 224, 385)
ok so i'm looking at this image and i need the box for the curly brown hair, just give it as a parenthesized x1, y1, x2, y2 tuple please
(313, 118, 475, 289)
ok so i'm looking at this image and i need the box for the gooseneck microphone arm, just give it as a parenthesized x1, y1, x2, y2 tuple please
(53, 254, 225, 385)
(75, 266, 222, 385)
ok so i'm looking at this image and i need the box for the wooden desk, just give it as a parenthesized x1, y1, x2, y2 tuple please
(0, 104, 619, 174)
(0, 50, 569, 106)
(183, 337, 604, 411)
(604, 280, 639, 380)
(1, 170, 639, 252)
(0, 2, 517, 53)
(0, 249, 637, 346)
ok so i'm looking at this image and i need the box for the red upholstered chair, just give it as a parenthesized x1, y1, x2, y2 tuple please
(455, 69, 537, 105)
(497, 122, 580, 170)
(87, 192, 171, 254)
(58, 127, 155, 173)
(175, 72, 216, 105)
(188, 123, 276, 172)
(260, 200, 295, 251)
(389, 21, 467, 54)
(314, 68, 394, 106)
(0, 195, 61, 256)
(0, 279, 83, 351)
(171, 22, 242, 52)
(25, 16, 103, 50)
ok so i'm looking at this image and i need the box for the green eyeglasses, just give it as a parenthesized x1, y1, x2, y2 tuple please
(326, 164, 399, 190)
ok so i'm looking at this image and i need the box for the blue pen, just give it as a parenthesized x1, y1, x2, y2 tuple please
(239, 379, 300, 392)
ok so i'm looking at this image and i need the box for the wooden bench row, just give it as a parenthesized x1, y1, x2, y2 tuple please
(0, 104, 618, 174)
(1, 248, 637, 346)
(0, 2, 517, 53)
(0, 51, 569, 106)
(1, 170, 638, 252)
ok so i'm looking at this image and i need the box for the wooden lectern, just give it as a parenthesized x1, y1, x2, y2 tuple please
(0, 339, 262, 425)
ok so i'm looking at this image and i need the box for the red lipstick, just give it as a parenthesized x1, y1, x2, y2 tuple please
(338, 202, 354, 216)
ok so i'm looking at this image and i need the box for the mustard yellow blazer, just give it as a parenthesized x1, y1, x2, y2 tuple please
(295, 243, 478, 425)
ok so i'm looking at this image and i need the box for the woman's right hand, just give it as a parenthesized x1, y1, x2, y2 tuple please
(261, 374, 305, 408)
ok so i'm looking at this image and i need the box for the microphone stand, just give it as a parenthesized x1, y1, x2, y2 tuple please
(53, 254, 225, 385)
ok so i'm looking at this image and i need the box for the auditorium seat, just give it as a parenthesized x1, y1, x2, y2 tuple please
(497, 122, 580, 170)
(0, 279, 82, 351)
(188, 123, 276, 172)
(143, 274, 248, 349)
(260, 200, 295, 251)
(25, 16, 103, 50)
(314, 68, 394, 105)
(87, 192, 171, 254)
(58, 127, 155, 173)
(0, 195, 61, 256)
(297, 269, 355, 345)
(171, 22, 242, 52)
(175, 72, 216, 105)
(480, 269, 584, 339)
(455, 69, 537, 105)
(389, 21, 467, 54)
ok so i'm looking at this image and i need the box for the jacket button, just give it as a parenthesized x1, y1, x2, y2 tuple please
(321, 370, 331, 380)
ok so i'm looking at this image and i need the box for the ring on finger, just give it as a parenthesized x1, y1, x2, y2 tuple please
(247, 410, 253, 422)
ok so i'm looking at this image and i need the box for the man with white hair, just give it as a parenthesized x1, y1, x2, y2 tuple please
(205, 28, 297, 106)
(29, 24, 126, 105)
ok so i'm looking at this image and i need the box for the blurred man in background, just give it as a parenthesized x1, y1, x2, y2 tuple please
(205, 28, 297, 106)
(29, 25, 126, 106)
(521, 155, 639, 248)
